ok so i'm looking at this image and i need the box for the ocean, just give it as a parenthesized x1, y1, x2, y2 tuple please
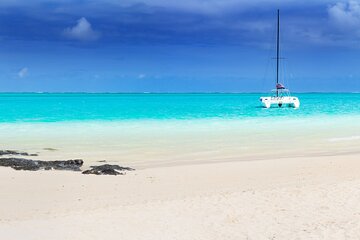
(0, 93, 359, 122)
(0, 93, 359, 168)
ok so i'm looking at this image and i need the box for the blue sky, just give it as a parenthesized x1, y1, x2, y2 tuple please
(0, 0, 359, 92)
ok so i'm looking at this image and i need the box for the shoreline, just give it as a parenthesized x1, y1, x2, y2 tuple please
(1, 115, 359, 169)
(2, 152, 360, 239)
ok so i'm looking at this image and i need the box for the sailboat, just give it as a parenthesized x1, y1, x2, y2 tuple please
(260, 10, 300, 108)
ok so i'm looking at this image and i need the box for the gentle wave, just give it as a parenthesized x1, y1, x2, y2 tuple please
(328, 136, 360, 142)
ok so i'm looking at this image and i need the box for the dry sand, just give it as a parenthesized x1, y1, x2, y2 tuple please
(1, 152, 360, 239)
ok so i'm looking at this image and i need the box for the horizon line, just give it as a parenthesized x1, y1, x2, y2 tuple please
(0, 91, 359, 94)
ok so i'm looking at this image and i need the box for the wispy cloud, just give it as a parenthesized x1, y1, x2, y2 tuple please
(322, 0, 360, 47)
(18, 67, 28, 78)
(328, 0, 360, 29)
(97, 0, 337, 15)
(0, 0, 353, 48)
(63, 17, 100, 41)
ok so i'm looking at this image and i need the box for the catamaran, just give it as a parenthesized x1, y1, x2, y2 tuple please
(260, 10, 300, 108)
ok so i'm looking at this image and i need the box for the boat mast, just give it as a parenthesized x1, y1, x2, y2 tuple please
(276, 9, 280, 97)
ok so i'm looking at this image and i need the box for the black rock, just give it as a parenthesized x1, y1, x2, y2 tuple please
(0, 150, 38, 157)
(43, 148, 58, 151)
(0, 158, 83, 171)
(82, 164, 134, 175)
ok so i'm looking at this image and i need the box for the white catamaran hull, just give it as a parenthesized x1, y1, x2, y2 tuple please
(260, 96, 300, 108)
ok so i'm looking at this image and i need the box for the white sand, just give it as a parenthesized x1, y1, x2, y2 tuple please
(1, 152, 360, 239)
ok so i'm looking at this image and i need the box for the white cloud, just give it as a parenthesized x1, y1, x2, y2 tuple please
(18, 67, 28, 78)
(138, 73, 146, 79)
(325, 0, 360, 46)
(63, 17, 100, 41)
(328, 0, 360, 29)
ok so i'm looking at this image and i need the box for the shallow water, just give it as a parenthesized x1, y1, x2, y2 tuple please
(0, 93, 359, 168)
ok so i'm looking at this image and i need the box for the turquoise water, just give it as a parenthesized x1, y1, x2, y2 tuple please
(0, 93, 359, 167)
(0, 93, 359, 122)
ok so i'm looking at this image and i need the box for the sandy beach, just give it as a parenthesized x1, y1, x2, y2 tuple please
(1, 151, 360, 239)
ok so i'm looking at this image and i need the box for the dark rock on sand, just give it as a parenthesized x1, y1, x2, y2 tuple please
(0, 150, 132, 176)
(43, 148, 58, 151)
(0, 150, 38, 157)
(0, 158, 83, 171)
(82, 164, 134, 175)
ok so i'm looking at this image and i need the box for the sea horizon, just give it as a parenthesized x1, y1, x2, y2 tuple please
(0, 91, 359, 94)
